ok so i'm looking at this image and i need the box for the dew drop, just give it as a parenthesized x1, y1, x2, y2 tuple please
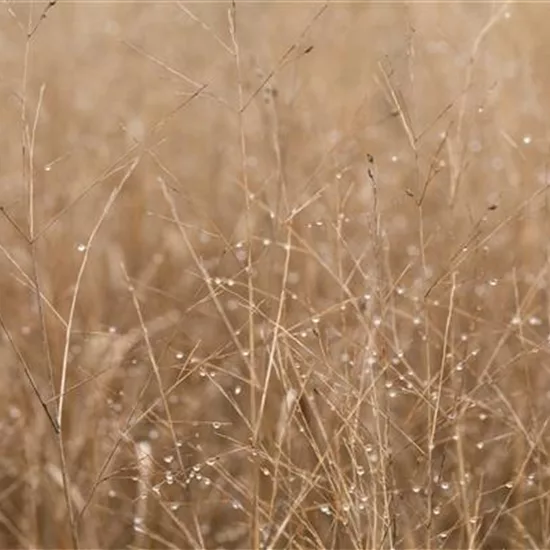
(489, 159, 505, 177)
(8, 406, 21, 419)
(469, 140, 482, 153)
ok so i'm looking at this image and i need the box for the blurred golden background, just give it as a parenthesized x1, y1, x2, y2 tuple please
(1, 2, 550, 548)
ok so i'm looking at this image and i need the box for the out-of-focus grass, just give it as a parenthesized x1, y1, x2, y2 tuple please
(1, 2, 550, 548)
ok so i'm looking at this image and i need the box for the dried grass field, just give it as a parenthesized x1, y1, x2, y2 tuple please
(2, 1, 550, 548)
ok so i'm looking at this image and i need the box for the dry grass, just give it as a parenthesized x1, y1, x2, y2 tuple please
(1, 1, 550, 548)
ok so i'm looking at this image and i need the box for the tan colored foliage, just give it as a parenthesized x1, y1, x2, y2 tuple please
(1, 2, 550, 548)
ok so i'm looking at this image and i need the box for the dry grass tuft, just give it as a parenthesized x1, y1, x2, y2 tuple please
(2, 2, 550, 549)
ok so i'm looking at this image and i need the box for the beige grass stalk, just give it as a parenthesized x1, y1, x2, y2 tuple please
(478, 419, 549, 547)
(76, 310, 182, 526)
(134, 437, 199, 548)
(159, 179, 254, 382)
(11, 0, 60, 431)
(379, 61, 416, 153)
(227, 7, 261, 547)
(255, 227, 292, 442)
(134, 439, 153, 547)
(26, 81, 59, 432)
(177, 2, 234, 56)
(0, 309, 58, 431)
(427, 270, 457, 546)
(54, 158, 138, 547)
(57, 156, 139, 428)
(449, 2, 510, 205)
(122, 265, 186, 474)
